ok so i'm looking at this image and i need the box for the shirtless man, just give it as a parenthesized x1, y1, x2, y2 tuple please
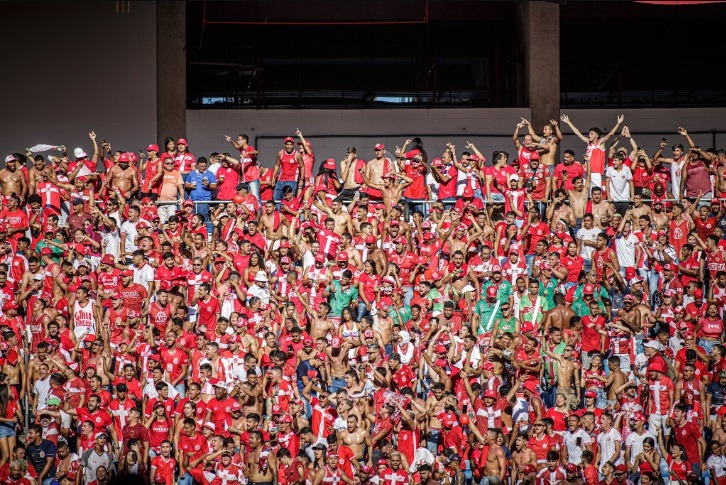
(86, 336, 113, 387)
(617, 296, 642, 333)
(470, 427, 508, 485)
(106, 152, 139, 198)
(27, 154, 48, 195)
(546, 191, 577, 230)
(259, 200, 284, 240)
(247, 430, 277, 484)
(604, 356, 628, 407)
(314, 196, 354, 236)
(340, 147, 365, 200)
(543, 294, 576, 333)
(361, 170, 411, 210)
(589, 187, 615, 229)
(2, 332, 26, 399)
(544, 344, 581, 409)
(630, 194, 652, 222)
(0, 155, 27, 199)
(364, 144, 393, 200)
(425, 384, 449, 448)
(364, 235, 388, 275)
(651, 201, 670, 231)
(524, 118, 563, 168)
(339, 234, 363, 270)
(511, 433, 538, 485)
(566, 173, 591, 229)
(338, 415, 372, 464)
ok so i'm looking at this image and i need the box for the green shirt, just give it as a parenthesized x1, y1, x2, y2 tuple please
(475, 299, 502, 335)
(481, 280, 513, 306)
(389, 305, 412, 328)
(518, 294, 551, 330)
(327, 280, 359, 316)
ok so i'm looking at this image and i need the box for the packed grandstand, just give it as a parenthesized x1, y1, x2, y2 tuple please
(1, 115, 726, 485)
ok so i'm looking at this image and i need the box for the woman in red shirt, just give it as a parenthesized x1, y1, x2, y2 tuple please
(544, 393, 570, 432)
(697, 303, 724, 354)
(146, 403, 173, 456)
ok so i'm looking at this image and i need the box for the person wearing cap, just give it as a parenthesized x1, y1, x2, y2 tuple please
(78, 430, 114, 485)
(2, 153, 29, 201)
(106, 149, 139, 200)
(623, 412, 654, 475)
(273, 136, 304, 204)
(140, 143, 163, 201)
(359, 163, 413, 212)
(323, 269, 359, 323)
(247, 271, 271, 306)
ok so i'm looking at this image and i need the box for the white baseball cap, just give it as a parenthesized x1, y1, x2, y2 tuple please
(74, 148, 87, 158)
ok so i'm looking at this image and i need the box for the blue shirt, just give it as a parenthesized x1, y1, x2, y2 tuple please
(186, 169, 217, 201)
(27, 438, 57, 476)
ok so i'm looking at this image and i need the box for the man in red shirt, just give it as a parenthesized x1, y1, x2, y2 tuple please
(178, 417, 207, 483)
(71, 395, 117, 452)
(388, 353, 417, 393)
(672, 403, 706, 472)
(159, 330, 189, 396)
(205, 380, 235, 433)
(150, 440, 177, 485)
(118, 269, 149, 319)
(192, 283, 221, 330)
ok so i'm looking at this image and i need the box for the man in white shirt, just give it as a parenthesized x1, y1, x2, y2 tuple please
(624, 413, 655, 471)
(597, 412, 623, 471)
(614, 217, 640, 277)
(605, 154, 634, 212)
(576, 213, 601, 270)
(563, 415, 593, 465)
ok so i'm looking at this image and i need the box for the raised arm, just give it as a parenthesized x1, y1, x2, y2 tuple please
(560, 114, 589, 143)
(600, 115, 625, 144)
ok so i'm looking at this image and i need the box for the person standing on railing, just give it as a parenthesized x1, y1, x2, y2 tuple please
(273, 137, 305, 207)
(681, 145, 715, 203)
(156, 158, 185, 224)
(184, 157, 217, 233)
(225, 133, 260, 202)
(560, 113, 624, 192)
(340, 147, 366, 201)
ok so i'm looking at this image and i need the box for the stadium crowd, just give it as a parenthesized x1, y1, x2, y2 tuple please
(1, 114, 726, 485)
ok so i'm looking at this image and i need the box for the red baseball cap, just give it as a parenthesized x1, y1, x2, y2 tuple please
(147, 144, 159, 152)
(583, 284, 594, 295)
(374, 143, 385, 151)
(337, 252, 349, 262)
(323, 158, 337, 170)
(284, 137, 295, 144)
(483, 389, 498, 399)
(176, 138, 188, 146)
(315, 253, 326, 263)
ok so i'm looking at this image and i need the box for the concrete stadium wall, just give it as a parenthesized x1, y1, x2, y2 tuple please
(187, 108, 726, 168)
(0, 1, 157, 159)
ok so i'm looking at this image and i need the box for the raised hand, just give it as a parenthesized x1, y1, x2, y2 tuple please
(295, 128, 302, 137)
(617, 114, 625, 124)
(89, 131, 96, 140)
(560, 114, 569, 124)
(521, 117, 530, 125)
(549, 119, 558, 127)
(678, 127, 688, 136)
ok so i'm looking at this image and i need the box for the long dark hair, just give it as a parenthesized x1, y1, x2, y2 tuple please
(0, 383, 9, 414)
(409, 137, 428, 164)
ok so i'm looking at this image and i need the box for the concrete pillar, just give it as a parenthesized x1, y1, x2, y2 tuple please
(156, 1, 186, 141)
(519, 1, 560, 131)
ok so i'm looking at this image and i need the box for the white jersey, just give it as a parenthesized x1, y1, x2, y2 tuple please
(73, 300, 97, 338)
